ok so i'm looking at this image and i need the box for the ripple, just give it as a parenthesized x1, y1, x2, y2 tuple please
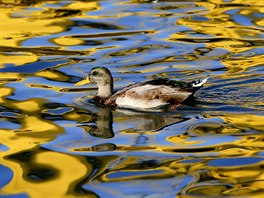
(0, 111, 25, 119)
(1, 0, 263, 197)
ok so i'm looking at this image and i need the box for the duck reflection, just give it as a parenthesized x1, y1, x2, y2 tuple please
(78, 107, 114, 139)
(78, 106, 186, 136)
(114, 109, 187, 132)
(41, 96, 204, 155)
(72, 96, 191, 152)
(76, 95, 187, 132)
(77, 96, 187, 130)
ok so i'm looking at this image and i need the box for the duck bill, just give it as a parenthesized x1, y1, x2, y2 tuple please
(75, 78, 90, 86)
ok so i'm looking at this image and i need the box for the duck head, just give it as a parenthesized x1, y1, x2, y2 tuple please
(75, 67, 113, 98)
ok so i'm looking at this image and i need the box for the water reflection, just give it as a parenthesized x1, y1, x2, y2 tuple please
(66, 97, 190, 152)
(1, 0, 264, 197)
(78, 106, 114, 139)
(4, 148, 96, 197)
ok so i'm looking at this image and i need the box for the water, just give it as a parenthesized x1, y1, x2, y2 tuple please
(0, 0, 263, 197)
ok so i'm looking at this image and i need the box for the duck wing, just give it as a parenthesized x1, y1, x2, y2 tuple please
(105, 78, 208, 108)
(141, 77, 207, 92)
(104, 83, 141, 106)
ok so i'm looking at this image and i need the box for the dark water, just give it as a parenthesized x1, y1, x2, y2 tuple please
(0, 0, 263, 197)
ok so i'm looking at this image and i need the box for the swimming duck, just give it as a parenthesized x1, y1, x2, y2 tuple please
(75, 66, 208, 110)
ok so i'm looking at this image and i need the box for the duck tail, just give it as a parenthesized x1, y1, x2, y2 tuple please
(190, 77, 208, 87)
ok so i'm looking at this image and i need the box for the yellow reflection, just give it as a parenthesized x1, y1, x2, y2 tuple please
(255, 19, 264, 26)
(210, 0, 264, 6)
(219, 148, 257, 157)
(12, 99, 46, 112)
(0, 2, 75, 67)
(66, 1, 99, 10)
(1, 150, 93, 197)
(0, 72, 23, 84)
(0, 71, 89, 197)
(139, 66, 169, 73)
(103, 167, 175, 182)
(221, 55, 264, 76)
(53, 37, 85, 46)
(0, 8, 71, 47)
(63, 110, 93, 122)
(0, 53, 38, 68)
(250, 173, 264, 190)
(36, 70, 62, 79)
(0, 87, 14, 100)
(35, 70, 70, 81)
(211, 165, 264, 195)
(167, 134, 200, 145)
(169, 1, 263, 77)
(234, 134, 263, 148)
(211, 114, 264, 132)
(170, 158, 263, 197)
(0, 87, 64, 154)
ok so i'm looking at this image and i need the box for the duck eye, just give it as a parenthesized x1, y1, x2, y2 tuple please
(92, 71, 98, 76)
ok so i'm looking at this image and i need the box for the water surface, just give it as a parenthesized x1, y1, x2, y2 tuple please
(0, 0, 263, 197)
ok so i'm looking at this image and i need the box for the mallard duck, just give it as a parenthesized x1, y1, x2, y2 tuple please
(75, 66, 208, 110)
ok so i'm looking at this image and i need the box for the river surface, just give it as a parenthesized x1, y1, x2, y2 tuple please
(0, 0, 263, 198)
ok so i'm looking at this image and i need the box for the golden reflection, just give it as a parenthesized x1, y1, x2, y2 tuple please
(53, 37, 85, 46)
(170, 157, 264, 197)
(210, 0, 264, 6)
(0, 72, 23, 83)
(221, 55, 264, 76)
(35, 69, 70, 82)
(0, 8, 71, 47)
(102, 167, 175, 182)
(167, 135, 200, 145)
(0, 85, 95, 196)
(208, 113, 264, 132)
(0, 85, 64, 154)
(0, 53, 38, 68)
(0, 4, 65, 67)
(233, 135, 264, 148)
(63, 109, 93, 123)
(1, 150, 94, 197)
(0, 0, 100, 67)
(66, 1, 99, 11)
(209, 165, 264, 195)
(1, 0, 263, 197)
(138, 65, 169, 73)
(169, 0, 263, 77)
(218, 148, 257, 157)
(0, 86, 14, 101)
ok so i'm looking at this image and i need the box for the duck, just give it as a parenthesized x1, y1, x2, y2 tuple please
(75, 66, 208, 110)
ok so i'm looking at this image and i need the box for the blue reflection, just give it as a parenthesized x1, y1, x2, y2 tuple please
(208, 157, 263, 167)
(0, 144, 9, 152)
(0, 164, 13, 188)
